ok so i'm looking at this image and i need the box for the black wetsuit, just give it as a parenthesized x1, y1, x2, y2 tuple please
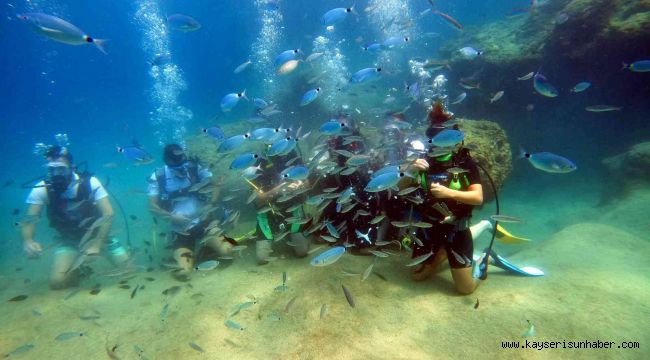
(253, 149, 306, 238)
(47, 174, 100, 243)
(318, 133, 382, 248)
(409, 149, 482, 269)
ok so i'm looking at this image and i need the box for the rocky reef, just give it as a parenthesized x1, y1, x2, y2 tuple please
(438, 0, 650, 110)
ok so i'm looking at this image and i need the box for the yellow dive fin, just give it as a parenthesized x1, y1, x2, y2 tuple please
(495, 224, 531, 244)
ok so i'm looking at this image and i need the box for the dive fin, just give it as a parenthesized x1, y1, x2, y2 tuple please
(489, 249, 544, 277)
(495, 224, 532, 244)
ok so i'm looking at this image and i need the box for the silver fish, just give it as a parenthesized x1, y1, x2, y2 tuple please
(398, 187, 418, 196)
(55, 332, 85, 341)
(490, 214, 522, 223)
(368, 250, 389, 258)
(370, 215, 386, 224)
(225, 319, 244, 331)
(189, 342, 204, 353)
(406, 251, 433, 267)
(341, 285, 355, 308)
(320, 304, 328, 319)
(362, 263, 374, 281)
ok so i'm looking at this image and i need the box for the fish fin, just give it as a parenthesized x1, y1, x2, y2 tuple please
(621, 62, 628, 70)
(39, 26, 65, 35)
(93, 39, 108, 55)
(241, 89, 248, 101)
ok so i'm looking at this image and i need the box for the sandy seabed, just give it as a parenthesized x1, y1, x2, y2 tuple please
(1, 190, 648, 360)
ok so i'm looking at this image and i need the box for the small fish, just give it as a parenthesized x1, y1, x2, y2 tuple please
(55, 332, 85, 341)
(320, 235, 338, 243)
(90, 288, 101, 295)
(520, 148, 577, 173)
(412, 222, 432, 228)
(570, 82, 591, 93)
(362, 263, 374, 281)
(350, 67, 382, 84)
(310, 246, 345, 266)
(234, 60, 252, 74)
(398, 187, 418, 196)
(189, 342, 205, 353)
(368, 250, 389, 258)
(195, 260, 219, 271)
(117, 145, 154, 165)
(517, 72, 534, 81)
(284, 296, 298, 313)
(64, 288, 81, 300)
(406, 251, 433, 267)
(300, 87, 321, 106)
(162, 285, 182, 296)
(320, 304, 328, 319)
(533, 71, 559, 98)
(221, 90, 248, 112)
(277, 59, 301, 75)
(474, 298, 480, 309)
(585, 105, 622, 112)
(522, 320, 535, 337)
(341, 285, 355, 308)
(433, 10, 463, 30)
(365, 171, 408, 193)
(160, 303, 170, 321)
(130, 285, 140, 299)
(451, 92, 467, 104)
(489, 91, 504, 103)
(32, 309, 43, 316)
(458, 47, 482, 60)
(321, 6, 355, 26)
(18, 13, 107, 53)
(4, 344, 35, 357)
(8, 295, 28, 302)
(431, 129, 464, 147)
(370, 215, 386, 224)
(167, 13, 201, 32)
(306, 52, 324, 62)
(490, 215, 522, 223)
(622, 60, 650, 72)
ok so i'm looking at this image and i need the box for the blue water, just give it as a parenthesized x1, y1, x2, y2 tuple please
(1, 0, 648, 358)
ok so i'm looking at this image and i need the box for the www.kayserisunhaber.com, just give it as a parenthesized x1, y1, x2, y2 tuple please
(501, 340, 640, 350)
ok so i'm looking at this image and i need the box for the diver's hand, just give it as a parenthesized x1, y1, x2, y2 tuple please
(409, 159, 430, 173)
(287, 181, 304, 190)
(430, 182, 452, 199)
(23, 239, 43, 258)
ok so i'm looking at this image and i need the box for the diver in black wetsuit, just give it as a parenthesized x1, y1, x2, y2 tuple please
(317, 116, 385, 250)
(405, 101, 484, 295)
(251, 147, 311, 264)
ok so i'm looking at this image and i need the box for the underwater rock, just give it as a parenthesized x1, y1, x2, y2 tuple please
(601, 141, 650, 203)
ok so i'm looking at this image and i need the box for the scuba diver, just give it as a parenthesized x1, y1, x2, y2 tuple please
(317, 114, 386, 250)
(21, 139, 128, 289)
(404, 101, 485, 294)
(249, 145, 311, 265)
(148, 144, 232, 278)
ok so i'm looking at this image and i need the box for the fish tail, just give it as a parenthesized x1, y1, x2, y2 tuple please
(241, 89, 249, 101)
(621, 62, 629, 70)
(93, 39, 108, 55)
(518, 146, 528, 159)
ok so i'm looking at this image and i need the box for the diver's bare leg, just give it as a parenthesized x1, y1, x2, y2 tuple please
(205, 236, 233, 257)
(451, 267, 478, 295)
(173, 247, 194, 274)
(50, 247, 80, 290)
(412, 249, 447, 281)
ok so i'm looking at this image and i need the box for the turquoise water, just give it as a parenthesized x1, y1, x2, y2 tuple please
(1, 0, 648, 359)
